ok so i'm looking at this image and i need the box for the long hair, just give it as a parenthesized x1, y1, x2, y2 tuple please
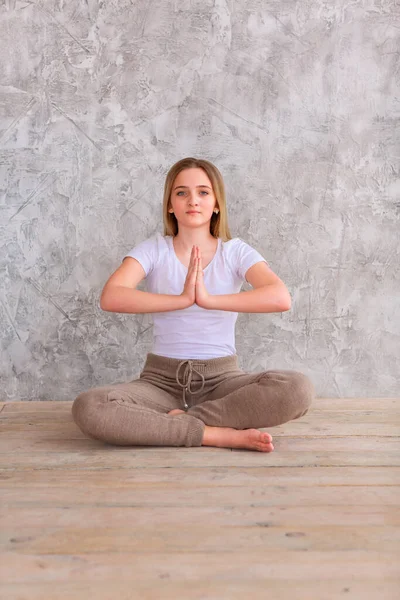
(162, 157, 232, 241)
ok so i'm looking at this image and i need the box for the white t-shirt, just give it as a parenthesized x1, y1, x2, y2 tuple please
(122, 232, 269, 359)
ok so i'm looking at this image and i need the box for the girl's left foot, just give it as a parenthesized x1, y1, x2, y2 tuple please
(202, 426, 274, 452)
(167, 410, 274, 452)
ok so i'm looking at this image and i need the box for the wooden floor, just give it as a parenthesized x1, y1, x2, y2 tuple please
(0, 399, 399, 600)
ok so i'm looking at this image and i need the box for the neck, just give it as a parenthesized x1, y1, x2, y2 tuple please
(173, 229, 217, 252)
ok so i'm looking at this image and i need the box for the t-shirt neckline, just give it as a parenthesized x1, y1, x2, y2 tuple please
(168, 236, 221, 272)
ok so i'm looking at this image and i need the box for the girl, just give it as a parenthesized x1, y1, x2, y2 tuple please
(72, 157, 315, 452)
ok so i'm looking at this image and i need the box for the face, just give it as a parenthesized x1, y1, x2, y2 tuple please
(168, 168, 218, 228)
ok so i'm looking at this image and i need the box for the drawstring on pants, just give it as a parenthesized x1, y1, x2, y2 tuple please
(175, 360, 206, 410)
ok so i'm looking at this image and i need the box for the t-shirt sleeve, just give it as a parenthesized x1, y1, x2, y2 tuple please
(122, 235, 158, 277)
(234, 238, 270, 282)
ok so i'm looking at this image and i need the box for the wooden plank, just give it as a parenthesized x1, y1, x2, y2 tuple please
(268, 423, 400, 436)
(315, 399, 399, 411)
(2, 466, 399, 486)
(1, 449, 399, 468)
(2, 580, 400, 600)
(0, 551, 399, 580)
(1, 504, 399, 527)
(1, 434, 399, 454)
(1, 524, 400, 553)
(1, 483, 399, 506)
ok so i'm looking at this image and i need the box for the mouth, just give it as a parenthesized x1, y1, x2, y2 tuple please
(187, 211, 200, 214)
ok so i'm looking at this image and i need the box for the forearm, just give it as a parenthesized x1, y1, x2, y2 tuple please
(100, 286, 189, 314)
(208, 284, 291, 313)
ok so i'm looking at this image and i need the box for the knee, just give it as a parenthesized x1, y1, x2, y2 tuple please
(259, 370, 315, 421)
(72, 388, 107, 440)
(289, 371, 315, 418)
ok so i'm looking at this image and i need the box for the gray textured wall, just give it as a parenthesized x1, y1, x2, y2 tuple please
(1, 0, 399, 401)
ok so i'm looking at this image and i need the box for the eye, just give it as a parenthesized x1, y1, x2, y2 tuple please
(176, 190, 209, 195)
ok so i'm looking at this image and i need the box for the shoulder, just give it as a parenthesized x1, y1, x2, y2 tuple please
(222, 237, 253, 255)
(122, 232, 168, 274)
(126, 232, 167, 253)
(142, 231, 165, 247)
(223, 237, 269, 280)
(222, 237, 241, 252)
(221, 238, 245, 277)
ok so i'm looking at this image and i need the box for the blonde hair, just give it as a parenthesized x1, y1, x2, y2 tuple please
(162, 157, 232, 241)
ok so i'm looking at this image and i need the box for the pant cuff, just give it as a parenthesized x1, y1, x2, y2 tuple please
(177, 413, 205, 447)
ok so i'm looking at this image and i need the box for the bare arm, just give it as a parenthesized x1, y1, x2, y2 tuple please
(99, 255, 194, 314)
(100, 286, 189, 314)
(206, 283, 290, 313)
(197, 258, 291, 313)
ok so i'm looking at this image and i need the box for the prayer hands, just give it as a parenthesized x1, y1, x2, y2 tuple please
(193, 246, 212, 309)
(180, 245, 213, 309)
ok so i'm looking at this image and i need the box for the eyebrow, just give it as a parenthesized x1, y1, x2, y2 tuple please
(173, 185, 212, 190)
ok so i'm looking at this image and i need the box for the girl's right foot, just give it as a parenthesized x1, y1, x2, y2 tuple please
(167, 409, 186, 416)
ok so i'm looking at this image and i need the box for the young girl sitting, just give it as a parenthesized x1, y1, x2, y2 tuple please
(72, 157, 315, 452)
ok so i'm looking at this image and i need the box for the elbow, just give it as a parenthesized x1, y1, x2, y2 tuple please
(100, 289, 112, 312)
(280, 300, 291, 312)
(99, 298, 109, 312)
(279, 289, 292, 312)
(99, 286, 138, 314)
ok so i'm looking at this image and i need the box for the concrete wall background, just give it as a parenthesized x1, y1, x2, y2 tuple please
(1, 0, 399, 400)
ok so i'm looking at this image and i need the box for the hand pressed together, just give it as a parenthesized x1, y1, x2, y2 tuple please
(180, 245, 213, 309)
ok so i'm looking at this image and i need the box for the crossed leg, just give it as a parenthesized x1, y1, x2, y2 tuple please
(72, 379, 205, 447)
(168, 369, 315, 452)
(71, 369, 314, 452)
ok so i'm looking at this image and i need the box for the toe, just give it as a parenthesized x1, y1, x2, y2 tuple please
(258, 442, 274, 452)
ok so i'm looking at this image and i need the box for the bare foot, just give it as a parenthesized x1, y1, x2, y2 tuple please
(167, 410, 274, 452)
(167, 409, 186, 416)
(202, 425, 274, 452)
